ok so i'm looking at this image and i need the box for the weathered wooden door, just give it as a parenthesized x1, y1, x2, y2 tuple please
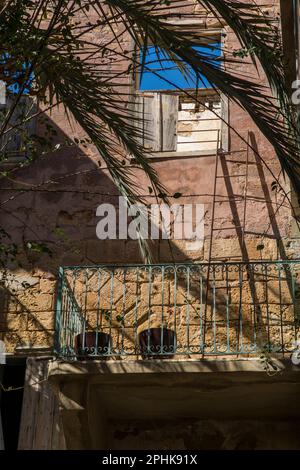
(134, 92, 178, 152)
(18, 357, 66, 450)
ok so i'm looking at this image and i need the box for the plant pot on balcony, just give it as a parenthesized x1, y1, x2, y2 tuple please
(139, 327, 176, 359)
(75, 331, 112, 359)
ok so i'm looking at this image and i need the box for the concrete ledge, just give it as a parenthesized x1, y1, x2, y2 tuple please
(48, 358, 300, 382)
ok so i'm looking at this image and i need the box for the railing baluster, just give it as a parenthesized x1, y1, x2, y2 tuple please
(70, 273, 77, 356)
(251, 264, 257, 353)
(225, 265, 230, 354)
(82, 269, 89, 354)
(147, 266, 152, 356)
(59, 282, 66, 355)
(291, 263, 297, 347)
(98, 269, 103, 339)
(65, 286, 71, 355)
(95, 269, 101, 356)
(62, 277, 69, 355)
(173, 267, 177, 355)
(186, 267, 190, 354)
(212, 265, 216, 354)
(64, 272, 74, 356)
(264, 263, 271, 351)
(278, 263, 284, 353)
(238, 264, 244, 354)
(57, 270, 65, 355)
(161, 266, 164, 355)
(121, 268, 127, 354)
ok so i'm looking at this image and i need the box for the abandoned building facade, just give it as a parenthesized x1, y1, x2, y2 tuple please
(0, 0, 300, 450)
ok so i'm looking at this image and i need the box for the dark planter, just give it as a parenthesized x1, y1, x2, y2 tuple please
(139, 327, 176, 359)
(75, 332, 112, 359)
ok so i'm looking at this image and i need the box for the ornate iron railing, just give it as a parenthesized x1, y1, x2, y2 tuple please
(55, 261, 300, 360)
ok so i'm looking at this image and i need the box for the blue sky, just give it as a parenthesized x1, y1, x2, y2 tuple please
(139, 43, 221, 91)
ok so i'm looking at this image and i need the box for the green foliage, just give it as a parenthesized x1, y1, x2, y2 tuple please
(0, 227, 17, 267)
(0, 0, 299, 263)
(26, 241, 52, 257)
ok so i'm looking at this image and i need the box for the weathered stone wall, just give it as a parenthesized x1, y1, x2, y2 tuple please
(0, 0, 299, 354)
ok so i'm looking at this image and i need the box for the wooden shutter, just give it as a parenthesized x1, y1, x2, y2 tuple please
(134, 93, 160, 151)
(160, 93, 178, 151)
(134, 92, 178, 152)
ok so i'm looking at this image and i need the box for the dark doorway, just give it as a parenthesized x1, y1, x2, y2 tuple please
(0, 357, 26, 450)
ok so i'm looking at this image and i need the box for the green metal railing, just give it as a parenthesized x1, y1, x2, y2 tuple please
(55, 261, 300, 359)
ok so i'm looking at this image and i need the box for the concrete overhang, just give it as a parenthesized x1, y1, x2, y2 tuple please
(48, 359, 300, 421)
(48, 357, 300, 380)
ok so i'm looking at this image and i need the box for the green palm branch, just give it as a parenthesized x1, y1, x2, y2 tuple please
(0, 0, 298, 261)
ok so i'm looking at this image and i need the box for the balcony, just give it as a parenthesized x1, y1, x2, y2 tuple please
(55, 261, 300, 360)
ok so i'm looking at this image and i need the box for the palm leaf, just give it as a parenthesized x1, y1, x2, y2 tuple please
(0, 0, 299, 264)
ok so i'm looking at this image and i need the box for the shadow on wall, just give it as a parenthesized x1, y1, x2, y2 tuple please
(0, 112, 295, 351)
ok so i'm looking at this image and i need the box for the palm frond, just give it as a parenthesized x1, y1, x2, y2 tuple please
(98, 0, 300, 190)
(0, 0, 299, 264)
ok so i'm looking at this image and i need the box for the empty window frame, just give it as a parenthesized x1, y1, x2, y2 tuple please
(139, 43, 222, 91)
(0, 87, 36, 166)
(133, 30, 227, 156)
